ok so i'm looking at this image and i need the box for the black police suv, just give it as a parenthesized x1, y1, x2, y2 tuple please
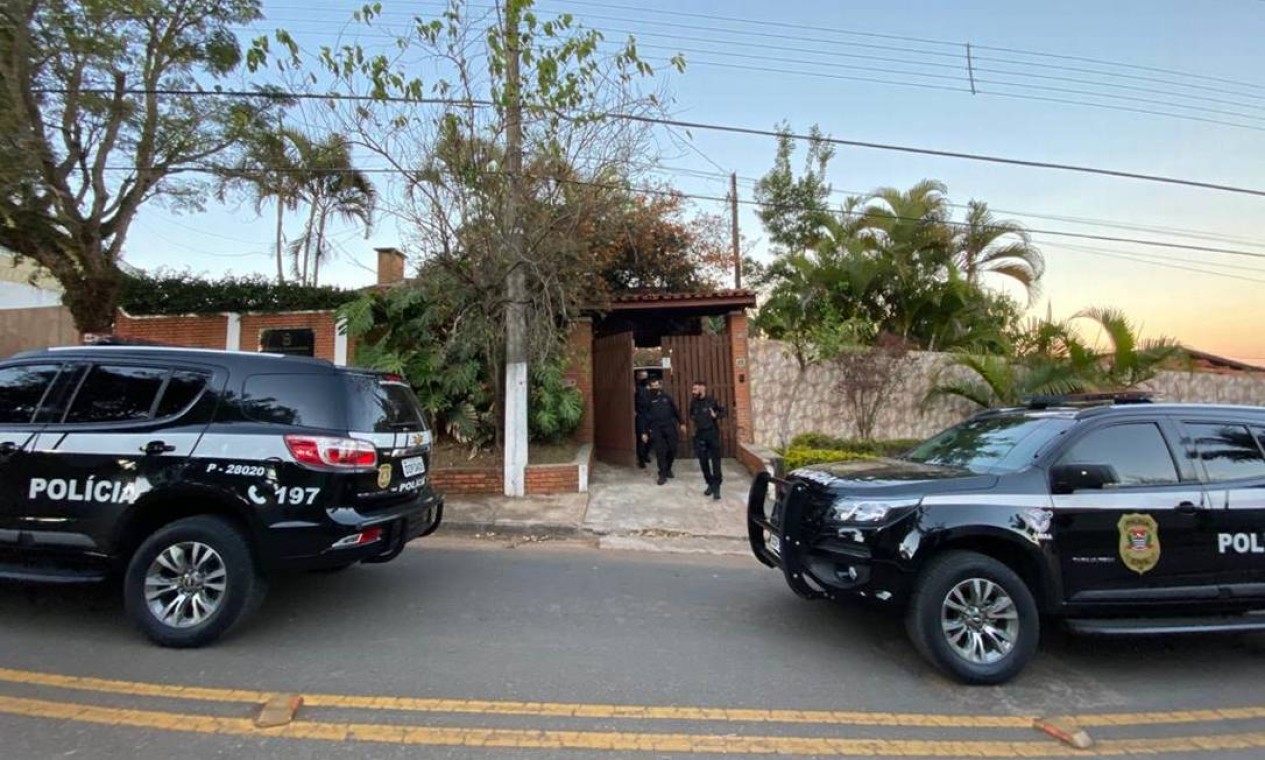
(0, 346, 443, 647)
(748, 397, 1265, 684)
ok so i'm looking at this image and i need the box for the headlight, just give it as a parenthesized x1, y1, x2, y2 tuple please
(831, 497, 921, 523)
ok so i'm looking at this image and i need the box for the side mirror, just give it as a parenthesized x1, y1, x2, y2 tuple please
(1050, 463, 1118, 494)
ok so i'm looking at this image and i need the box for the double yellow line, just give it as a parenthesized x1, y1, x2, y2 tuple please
(2, 666, 1264, 755)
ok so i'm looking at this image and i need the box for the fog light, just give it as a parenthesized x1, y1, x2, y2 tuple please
(836, 565, 859, 582)
(331, 527, 383, 549)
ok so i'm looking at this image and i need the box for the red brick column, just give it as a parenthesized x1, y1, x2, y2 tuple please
(565, 318, 594, 444)
(727, 311, 754, 445)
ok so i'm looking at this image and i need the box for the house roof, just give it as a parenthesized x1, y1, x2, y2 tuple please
(1184, 348, 1265, 374)
(601, 289, 757, 312)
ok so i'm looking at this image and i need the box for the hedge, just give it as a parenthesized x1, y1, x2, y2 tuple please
(119, 273, 360, 316)
(788, 433, 920, 458)
(781, 448, 874, 471)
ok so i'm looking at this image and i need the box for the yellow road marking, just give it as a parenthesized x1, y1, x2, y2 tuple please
(5, 693, 1265, 756)
(2, 665, 1264, 731)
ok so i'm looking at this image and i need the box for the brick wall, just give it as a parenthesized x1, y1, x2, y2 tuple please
(430, 468, 502, 495)
(239, 312, 344, 363)
(430, 462, 583, 496)
(114, 310, 350, 364)
(727, 311, 754, 445)
(116, 313, 229, 349)
(565, 318, 594, 444)
(525, 463, 580, 494)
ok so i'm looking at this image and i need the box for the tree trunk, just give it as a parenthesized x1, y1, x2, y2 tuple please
(502, 0, 528, 497)
(62, 269, 123, 337)
(300, 200, 318, 285)
(312, 207, 328, 287)
(274, 198, 286, 284)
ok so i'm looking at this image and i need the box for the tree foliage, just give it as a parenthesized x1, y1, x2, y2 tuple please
(924, 309, 1188, 410)
(0, 0, 292, 333)
(752, 128, 1040, 359)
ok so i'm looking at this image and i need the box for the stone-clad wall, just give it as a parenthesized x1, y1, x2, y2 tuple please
(748, 338, 1265, 448)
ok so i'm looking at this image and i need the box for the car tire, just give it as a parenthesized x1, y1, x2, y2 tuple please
(123, 515, 265, 648)
(905, 551, 1039, 685)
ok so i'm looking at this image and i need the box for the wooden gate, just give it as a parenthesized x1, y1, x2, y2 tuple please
(662, 334, 736, 458)
(593, 331, 637, 466)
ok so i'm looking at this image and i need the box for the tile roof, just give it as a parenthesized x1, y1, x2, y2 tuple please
(608, 289, 757, 305)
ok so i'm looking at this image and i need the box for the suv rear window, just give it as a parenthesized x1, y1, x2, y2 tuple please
(342, 374, 428, 432)
(241, 373, 343, 430)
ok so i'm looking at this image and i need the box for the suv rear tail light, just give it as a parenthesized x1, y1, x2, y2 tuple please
(285, 435, 377, 470)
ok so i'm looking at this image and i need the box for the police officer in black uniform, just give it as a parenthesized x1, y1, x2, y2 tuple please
(634, 370, 651, 468)
(689, 380, 727, 500)
(640, 378, 685, 485)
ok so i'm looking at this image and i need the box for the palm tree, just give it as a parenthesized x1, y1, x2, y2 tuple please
(217, 127, 313, 284)
(954, 200, 1044, 302)
(1073, 307, 1187, 389)
(290, 135, 376, 286)
(923, 351, 1087, 410)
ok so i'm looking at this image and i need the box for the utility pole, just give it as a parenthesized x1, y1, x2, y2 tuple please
(502, 0, 528, 497)
(730, 172, 741, 289)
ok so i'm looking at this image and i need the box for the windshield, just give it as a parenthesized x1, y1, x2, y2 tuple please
(903, 415, 1075, 474)
(342, 374, 429, 433)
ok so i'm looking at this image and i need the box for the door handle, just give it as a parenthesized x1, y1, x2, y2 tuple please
(1175, 501, 1200, 515)
(142, 440, 177, 455)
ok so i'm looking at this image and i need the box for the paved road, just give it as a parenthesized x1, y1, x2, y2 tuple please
(2, 537, 1265, 758)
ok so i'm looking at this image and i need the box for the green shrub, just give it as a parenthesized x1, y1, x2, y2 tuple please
(529, 360, 584, 444)
(781, 448, 874, 471)
(788, 433, 919, 458)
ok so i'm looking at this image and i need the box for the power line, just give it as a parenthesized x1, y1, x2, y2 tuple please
(34, 87, 1265, 199)
(543, 0, 1265, 95)
(51, 156, 1265, 263)
(1054, 245, 1265, 285)
(672, 166, 1265, 251)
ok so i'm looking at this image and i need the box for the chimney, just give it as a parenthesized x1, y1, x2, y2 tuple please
(375, 247, 406, 286)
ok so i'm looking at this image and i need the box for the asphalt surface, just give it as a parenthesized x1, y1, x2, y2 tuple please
(2, 536, 1265, 758)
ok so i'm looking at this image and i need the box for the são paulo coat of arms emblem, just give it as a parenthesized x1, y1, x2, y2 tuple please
(1118, 513, 1160, 575)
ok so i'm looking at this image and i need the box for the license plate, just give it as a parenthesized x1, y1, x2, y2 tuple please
(767, 533, 781, 557)
(401, 457, 426, 478)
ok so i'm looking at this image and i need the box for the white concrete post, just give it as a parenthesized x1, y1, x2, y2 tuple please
(504, 361, 528, 496)
(225, 313, 242, 351)
(334, 318, 349, 366)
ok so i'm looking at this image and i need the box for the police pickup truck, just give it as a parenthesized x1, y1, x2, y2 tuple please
(0, 346, 443, 647)
(748, 396, 1265, 684)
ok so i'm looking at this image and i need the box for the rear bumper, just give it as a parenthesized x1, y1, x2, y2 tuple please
(264, 490, 444, 571)
(747, 473, 909, 602)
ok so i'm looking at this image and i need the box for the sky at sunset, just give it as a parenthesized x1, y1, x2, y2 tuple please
(121, 0, 1265, 364)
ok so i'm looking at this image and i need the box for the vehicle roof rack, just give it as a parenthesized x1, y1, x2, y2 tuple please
(1022, 391, 1154, 409)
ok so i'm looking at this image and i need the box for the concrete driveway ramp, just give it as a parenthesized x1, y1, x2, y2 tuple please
(584, 460, 753, 554)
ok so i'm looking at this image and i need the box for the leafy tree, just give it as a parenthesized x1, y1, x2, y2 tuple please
(752, 124, 835, 253)
(0, 0, 290, 333)
(591, 192, 730, 292)
(317, 0, 680, 479)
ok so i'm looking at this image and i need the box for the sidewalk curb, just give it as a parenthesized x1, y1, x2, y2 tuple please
(438, 521, 585, 539)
